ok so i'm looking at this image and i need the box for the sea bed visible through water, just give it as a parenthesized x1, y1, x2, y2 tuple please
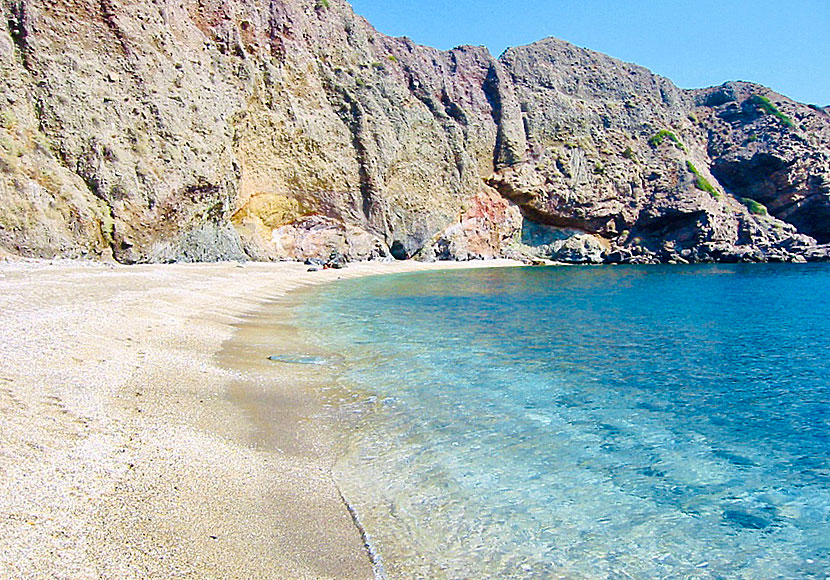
(285, 264, 830, 579)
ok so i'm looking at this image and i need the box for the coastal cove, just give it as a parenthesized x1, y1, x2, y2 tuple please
(296, 264, 830, 579)
(1, 1, 829, 579)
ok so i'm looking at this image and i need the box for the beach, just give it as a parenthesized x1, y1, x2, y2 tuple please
(0, 258, 519, 580)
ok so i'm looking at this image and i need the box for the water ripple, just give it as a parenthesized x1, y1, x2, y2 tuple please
(300, 264, 830, 579)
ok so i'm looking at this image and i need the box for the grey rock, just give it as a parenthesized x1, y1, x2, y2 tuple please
(325, 250, 347, 269)
(549, 234, 607, 264)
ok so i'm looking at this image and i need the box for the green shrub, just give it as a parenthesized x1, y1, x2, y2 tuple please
(593, 162, 605, 175)
(686, 161, 720, 199)
(622, 146, 635, 159)
(740, 197, 768, 215)
(748, 94, 795, 128)
(316, 0, 329, 9)
(649, 130, 686, 151)
(387, 54, 398, 63)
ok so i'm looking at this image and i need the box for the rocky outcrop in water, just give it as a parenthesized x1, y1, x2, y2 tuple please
(0, 0, 828, 263)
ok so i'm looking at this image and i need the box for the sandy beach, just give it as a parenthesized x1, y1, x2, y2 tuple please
(0, 258, 519, 579)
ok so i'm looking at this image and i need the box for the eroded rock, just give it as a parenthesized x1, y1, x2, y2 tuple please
(0, 2, 827, 264)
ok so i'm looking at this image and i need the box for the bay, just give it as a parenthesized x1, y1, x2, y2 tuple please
(298, 264, 830, 579)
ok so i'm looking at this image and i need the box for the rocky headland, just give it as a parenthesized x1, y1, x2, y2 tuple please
(0, 0, 828, 264)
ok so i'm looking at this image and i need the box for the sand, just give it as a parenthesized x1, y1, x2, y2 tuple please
(0, 258, 520, 579)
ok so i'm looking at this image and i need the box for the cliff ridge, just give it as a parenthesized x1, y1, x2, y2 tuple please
(1, 0, 828, 264)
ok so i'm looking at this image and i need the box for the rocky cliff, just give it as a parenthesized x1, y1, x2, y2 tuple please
(0, 0, 827, 263)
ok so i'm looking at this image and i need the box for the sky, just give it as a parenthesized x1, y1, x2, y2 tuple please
(348, 0, 829, 106)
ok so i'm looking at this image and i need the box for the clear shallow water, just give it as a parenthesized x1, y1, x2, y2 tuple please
(298, 264, 830, 579)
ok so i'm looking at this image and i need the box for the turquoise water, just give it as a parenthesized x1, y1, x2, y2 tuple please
(298, 265, 830, 579)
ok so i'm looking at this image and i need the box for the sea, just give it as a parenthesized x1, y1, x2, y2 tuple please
(294, 264, 830, 579)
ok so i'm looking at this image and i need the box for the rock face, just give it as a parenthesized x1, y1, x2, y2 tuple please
(0, 0, 827, 263)
(491, 40, 828, 263)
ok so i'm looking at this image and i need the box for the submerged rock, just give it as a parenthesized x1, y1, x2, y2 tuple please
(723, 509, 772, 530)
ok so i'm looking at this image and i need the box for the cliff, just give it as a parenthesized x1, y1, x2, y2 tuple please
(0, 0, 827, 264)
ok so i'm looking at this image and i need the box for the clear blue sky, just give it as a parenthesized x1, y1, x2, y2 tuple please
(349, 0, 829, 106)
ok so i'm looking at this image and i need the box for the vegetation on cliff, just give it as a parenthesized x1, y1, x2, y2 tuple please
(686, 161, 720, 199)
(748, 94, 796, 128)
(649, 130, 686, 151)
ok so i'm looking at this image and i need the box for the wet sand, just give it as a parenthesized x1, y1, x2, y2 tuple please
(0, 258, 519, 579)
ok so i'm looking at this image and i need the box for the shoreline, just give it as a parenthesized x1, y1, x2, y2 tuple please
(0, 258, 520, 579)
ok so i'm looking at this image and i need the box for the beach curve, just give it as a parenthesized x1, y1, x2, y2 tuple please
(0, 258, 520, 579)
